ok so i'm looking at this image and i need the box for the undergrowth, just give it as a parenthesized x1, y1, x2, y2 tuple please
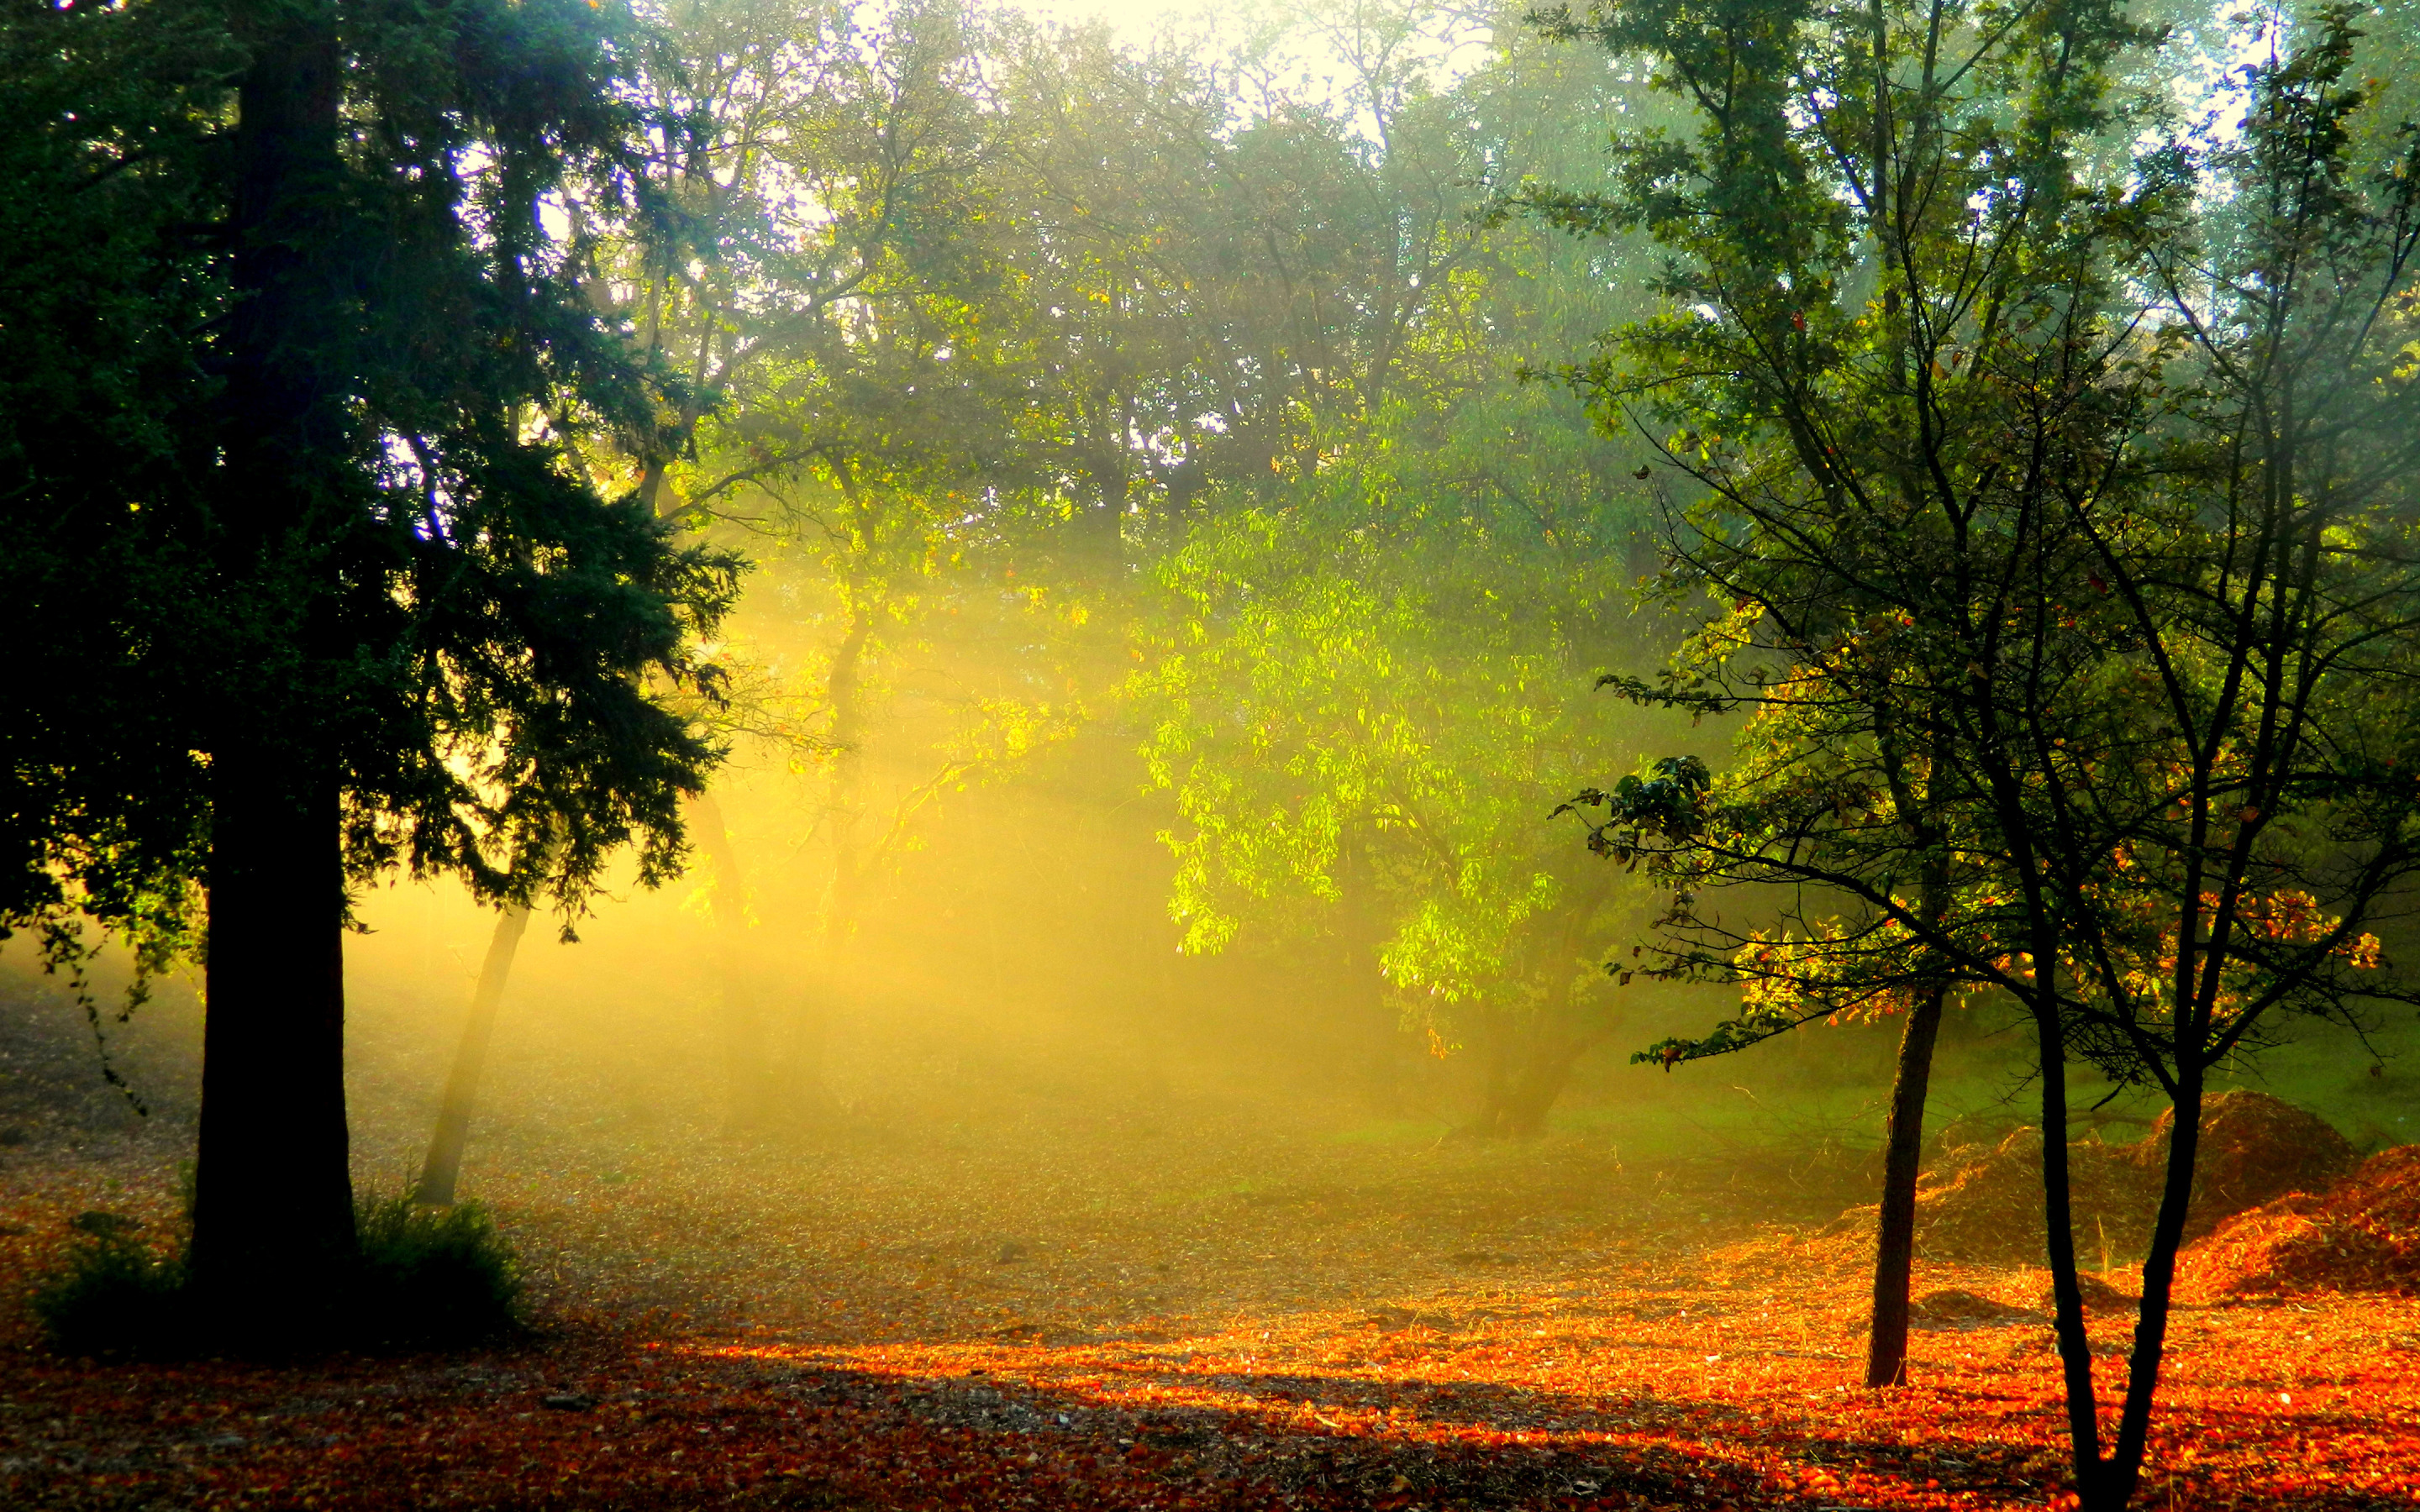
(353, 1194, 525, 1347)
(32, 1194, 524, 1358)
(29, 1215, 188, 1359)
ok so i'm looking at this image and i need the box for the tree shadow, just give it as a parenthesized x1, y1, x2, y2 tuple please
(706, 1346, 2058, 1509)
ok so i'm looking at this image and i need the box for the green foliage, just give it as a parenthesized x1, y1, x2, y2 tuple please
(0, 0, 237, 986)
(1549, 0, 2420, 1075)
(1135, 396, 1657, 1073)
(1, 0, 744, 973)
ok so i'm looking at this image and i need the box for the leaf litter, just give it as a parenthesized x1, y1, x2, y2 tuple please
(3, 1099, 2417, 1510)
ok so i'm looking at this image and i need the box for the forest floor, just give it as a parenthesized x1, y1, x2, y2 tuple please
(3, 1096, 2417, 1512)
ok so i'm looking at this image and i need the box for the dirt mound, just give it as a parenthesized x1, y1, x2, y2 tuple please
(2147, 1089, 2358, 1226)
(1906, 1126, 2154, 1266)
(1902, 1092, 2353, 1267)
(2178, 1144, 2420, 1300)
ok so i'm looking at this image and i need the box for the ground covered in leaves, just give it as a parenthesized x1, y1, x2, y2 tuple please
(6, 1089, 2420, 1512)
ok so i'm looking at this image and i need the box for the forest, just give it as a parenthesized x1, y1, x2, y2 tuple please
(3, 0, 2419, 1507)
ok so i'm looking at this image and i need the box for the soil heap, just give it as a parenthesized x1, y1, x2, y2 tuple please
(2177, 1144, 2420, 1299)
(1891, 1090, 2356, 1267)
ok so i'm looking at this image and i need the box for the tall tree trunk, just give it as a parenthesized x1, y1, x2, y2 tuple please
(627, 354, 765, 1131)
(189, 2, 356, 1324)
(1866, 732, 1954, 1385)
(781, 595, 874, 1126)
(192, 751, 355, 1316)
(411, 904, 530, 1207)
(1864, 980, 1947, 1387)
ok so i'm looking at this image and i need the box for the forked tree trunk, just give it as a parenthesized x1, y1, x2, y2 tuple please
(1460, 1011, 1597, 1139)
(2036, 1000, 2210, 1510)
(411, 904, 530, 1207)
(1865, 981, 1948, 1387)
(1492, 1030, 1599, 1141)
(1460, 881, 1614, 1141)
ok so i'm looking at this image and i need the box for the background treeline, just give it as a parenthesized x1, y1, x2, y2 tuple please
(497, 0, 1713, 1139)
(11, 0, 2420, 1222)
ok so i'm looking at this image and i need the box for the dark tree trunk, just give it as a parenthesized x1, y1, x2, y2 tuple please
(189, 3, 358, 1326)
(1865, 981, 1947, 1387)
(2033, 997, 2107, 1501)
(411, 904, 529, 1207)
(2105, 1068, 2206, 1509)
(192, 750, 356, 1316)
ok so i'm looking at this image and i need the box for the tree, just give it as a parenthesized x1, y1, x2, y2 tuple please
(0, 0, 236, 1053)
(7, 0, 737, 1330)
(1541, 0, 2420, 1501)
(1124, 0, 1676, 1129)
(1140, 386, 1657, 1131)
(583, 0, 1095, 1125)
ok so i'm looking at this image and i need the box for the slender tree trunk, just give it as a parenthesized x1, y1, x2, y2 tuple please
(782, 596, 874, 1126)
(1865, 980, 1948, 1387)
(189, 2, 357, 1326)
(628, 356, 765, 1130)
(411, 904, 530, 1207)
(2107, 1065, 2205, 1508)
(683, 790, 770, 1131)
(1865, 732, 1954, 1385)
(2033, 996, 2107, 1502)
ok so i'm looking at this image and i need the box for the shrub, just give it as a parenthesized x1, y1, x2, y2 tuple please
(31, 1222, 190, 1358)
(28, 1192, 525, 1357)
(351, 1194, 526, 1347)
